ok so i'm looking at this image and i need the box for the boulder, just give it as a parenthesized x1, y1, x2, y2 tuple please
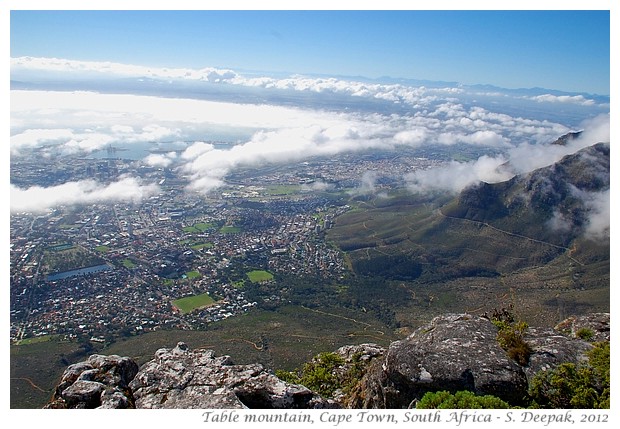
(44, 353, 138, 409)
(129, 342, 337, 409)
(347, 313, 600, 408)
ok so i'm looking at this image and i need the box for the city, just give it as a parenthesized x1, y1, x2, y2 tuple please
(10, 147, 443, 344)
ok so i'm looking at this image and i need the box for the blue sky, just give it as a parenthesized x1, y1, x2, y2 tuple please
(10, 9, 610, 95)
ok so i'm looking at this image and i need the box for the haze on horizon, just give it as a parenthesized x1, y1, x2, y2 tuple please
(9, 7, 611, 222)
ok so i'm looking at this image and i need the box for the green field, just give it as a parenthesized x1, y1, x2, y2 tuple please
(185, 270, 201, 279)
(264, 184, 301, 195)
(190, 242, 213, 250)
(122, 259, 136, 268)
(95, 245, 110, 252)
(183, 222, 214, 233)
(172, 292, 216, 314)
(14, 335, 59, 346)
(247, 270, 274, 283)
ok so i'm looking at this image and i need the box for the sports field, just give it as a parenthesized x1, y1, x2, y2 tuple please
(172, 292, 216, 314)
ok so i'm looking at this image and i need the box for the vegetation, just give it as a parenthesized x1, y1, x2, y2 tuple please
(488, 307, 532, 366)
(172, 292, 216, 314)
(220, 226, 242, 234)
(185, 270, 201, 279)
(576, 327, 595, 341)
(276, 351, 368, 397)
(529, 341, 610, 409)
(416, 390, 511, 409)
(190, 242, 213, 250)
(122, 258, 136, 268)
(182, 222, 214, 233)
(247, 270, 274, 283)
(41, 246, 105, 274)
(95, 245, 110, 252)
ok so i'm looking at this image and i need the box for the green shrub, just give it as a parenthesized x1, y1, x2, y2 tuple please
(416, 390, 511, 409)
(493, 320, 532, 366)
(576, 327, 595, 341)
(276, 352, 346, 397)
(529, 341, 609, 408)
(275, 351, 373, 398)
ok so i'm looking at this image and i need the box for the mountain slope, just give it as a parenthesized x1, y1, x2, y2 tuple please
(329, 141, 609, 325)
(442, 142, 610, 247)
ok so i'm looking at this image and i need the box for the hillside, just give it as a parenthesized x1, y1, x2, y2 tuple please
(328, 141, 610, 327)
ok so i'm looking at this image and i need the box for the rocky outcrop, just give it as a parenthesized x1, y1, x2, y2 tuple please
(130, 342, 337, 409)
(47, 342, 336, 409)
(553, 312, 610, 342)
(346, 313, 603, 408)
(45, 312, 608, 409)
(44, 354, 139, 409)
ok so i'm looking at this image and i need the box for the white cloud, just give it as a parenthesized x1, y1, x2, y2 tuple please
(581, 189, 610, 240)
(11, 56, 237, 82)
(350, 171, 379, 196)
(405, 155, 512, 194)
(393, 128, 428, 146)
(531, 94, 595, 106)
(144, 152, 177, 168)
(507, 113, 609, 174)
(10, 81, 605, 198)
(301, 180, 335, 192)
(181, 142, 215, 160)
(10, 177, 160, 213)
(568, 186, 610, 241)
(404, 113, 609, 210)
(547, 210, 573, 232)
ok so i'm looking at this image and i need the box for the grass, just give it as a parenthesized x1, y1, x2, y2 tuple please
(247, 270, 274, 283)
(185, 270, 201, 279)
(95, 245, 110, 252)
(190, 242, 213, 250)
(122, 259, 136, 269)
(233, 279, 246, 289)
(172, 292, 216, 314)
(264, 184, 301, 195)
(14, 335, 59, 346)
(11, 339, 90, 409)
(183, 222, 214, 234)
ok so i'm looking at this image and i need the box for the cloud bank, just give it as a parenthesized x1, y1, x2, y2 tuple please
(404, 113, 609, 196)
(10, 57, 609, 213)
(10, 177, 160, 213)
(12, 56, 605, 110)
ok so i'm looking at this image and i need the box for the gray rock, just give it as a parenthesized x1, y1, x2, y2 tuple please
(335, 343, 385, 362)
(130, 342, 336, 409)
(347, 313, 604, 408)
(524, 327, 593, 382)
(61, 380, 105, 408)
(45, 352, 138, 409)
(554, 313, 610, 342)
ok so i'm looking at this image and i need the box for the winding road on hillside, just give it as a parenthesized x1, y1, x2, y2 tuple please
(437, 208, 584, 266)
